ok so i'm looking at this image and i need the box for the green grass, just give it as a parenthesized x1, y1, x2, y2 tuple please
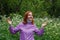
(0, 14, 60, 40)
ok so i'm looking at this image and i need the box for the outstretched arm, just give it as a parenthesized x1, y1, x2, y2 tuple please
(9, 24, 20, 34)
(9, 23, 21, 34)
(34, 25, 44, 36)
(34, 22, 47, 36)
(7, 17, 22, 34)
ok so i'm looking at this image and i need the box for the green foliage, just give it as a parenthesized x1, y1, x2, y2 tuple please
(0, 0, 60, 17)
(20, 0, 50, 17)
(0, 15, 60, 40)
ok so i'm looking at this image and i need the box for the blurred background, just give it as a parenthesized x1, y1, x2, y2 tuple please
(0, 0, 60, 40)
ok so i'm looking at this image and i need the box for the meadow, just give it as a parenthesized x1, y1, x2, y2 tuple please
(0, 14, 60, 40)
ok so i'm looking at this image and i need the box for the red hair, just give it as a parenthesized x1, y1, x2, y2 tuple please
(23, 11, 34, 24)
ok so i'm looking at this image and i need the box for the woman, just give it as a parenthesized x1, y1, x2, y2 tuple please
(7, 11, 47, 40)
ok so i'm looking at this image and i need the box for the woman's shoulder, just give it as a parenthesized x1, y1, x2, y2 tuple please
(18, 22, 24, 26)
(33, 24, 37, 26)
(30, 24, 37, 28)
(17, 22, 25, 28)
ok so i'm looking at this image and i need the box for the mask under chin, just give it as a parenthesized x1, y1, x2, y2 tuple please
(27, 19, 32, 23)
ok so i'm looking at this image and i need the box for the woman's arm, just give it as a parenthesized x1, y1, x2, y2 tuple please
(34, 22, 47, 35)
(34, 25, 44, 36)
(9, 23, 22, 34)
(7, 18, 22, 34)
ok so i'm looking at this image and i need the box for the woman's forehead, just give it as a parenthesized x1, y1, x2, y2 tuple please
(28, 12, 32, 15)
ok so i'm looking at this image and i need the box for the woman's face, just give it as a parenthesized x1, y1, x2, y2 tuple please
(27, 12, 33, 21)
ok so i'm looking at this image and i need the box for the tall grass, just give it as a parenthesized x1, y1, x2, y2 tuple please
(0, 14, 60, 40)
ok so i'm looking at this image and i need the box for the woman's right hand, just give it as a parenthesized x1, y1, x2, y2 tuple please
(7, 17, 12, 25)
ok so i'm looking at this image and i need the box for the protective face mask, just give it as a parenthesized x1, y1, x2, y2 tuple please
(27, 19, 32, 23)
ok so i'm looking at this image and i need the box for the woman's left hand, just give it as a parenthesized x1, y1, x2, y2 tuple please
(41, 21, 48, 27)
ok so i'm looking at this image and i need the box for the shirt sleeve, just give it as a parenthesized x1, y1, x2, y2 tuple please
(9, 22, 23, 34)
(34, 24, 44, 36)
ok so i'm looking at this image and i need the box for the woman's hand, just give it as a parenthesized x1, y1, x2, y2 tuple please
(7, 17, 12, 25)
(41, 21, 48, 27)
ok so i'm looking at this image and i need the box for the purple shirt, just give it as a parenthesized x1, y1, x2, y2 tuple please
(9, 22, 44, 40)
